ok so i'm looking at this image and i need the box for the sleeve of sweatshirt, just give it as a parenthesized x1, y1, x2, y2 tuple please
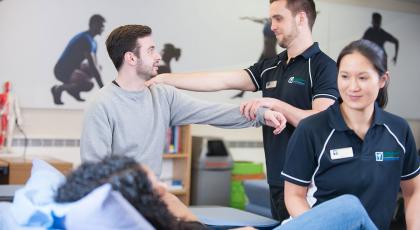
(159, 85, 268, 128)
(80, 102, 113, 162)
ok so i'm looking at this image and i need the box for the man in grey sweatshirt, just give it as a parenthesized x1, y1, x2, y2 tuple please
(80, 25, 287, 176)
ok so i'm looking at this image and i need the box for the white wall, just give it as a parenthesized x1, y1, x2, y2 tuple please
(1, 0, 420, 169)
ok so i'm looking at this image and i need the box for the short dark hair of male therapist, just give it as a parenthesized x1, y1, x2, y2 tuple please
(269, 0, 316, 30)
(105, 25, 152, 70)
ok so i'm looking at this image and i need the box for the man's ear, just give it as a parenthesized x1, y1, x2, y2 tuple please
(124, 52, 137, 66)
(296, 11, 307, 27)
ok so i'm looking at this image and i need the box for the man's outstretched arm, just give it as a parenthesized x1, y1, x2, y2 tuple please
(145, 70, 255, 92)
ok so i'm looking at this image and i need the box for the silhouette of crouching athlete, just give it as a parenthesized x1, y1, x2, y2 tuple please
(51, 14, 105, 105)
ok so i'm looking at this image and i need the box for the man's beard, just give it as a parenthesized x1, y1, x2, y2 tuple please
(278, 24, 298, 49)
(136, 65, 156, 80)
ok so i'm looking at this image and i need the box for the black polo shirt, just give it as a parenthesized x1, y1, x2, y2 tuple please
(245, 42, 339, 186)
(281, 101, 420, 230)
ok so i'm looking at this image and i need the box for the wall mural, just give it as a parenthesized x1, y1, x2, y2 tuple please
(362, 12, 399, 65)
(0, 0, 419, 118)
(232, 17, 277, 99)
(51, 14, 106, 105)
(157, 44, 181, 74)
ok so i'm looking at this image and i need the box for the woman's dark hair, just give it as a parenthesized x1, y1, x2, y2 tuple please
(336, 39, 389, 108)
(55, 156, 205, 230)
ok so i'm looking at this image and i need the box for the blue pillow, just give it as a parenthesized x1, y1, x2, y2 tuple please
(10, 159, 66, 227)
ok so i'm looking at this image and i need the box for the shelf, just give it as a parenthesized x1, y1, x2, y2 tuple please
(163, 153, 188, 159)
(162, 125, 192, 205)
(232, 173, 266, 180)
(169, 188, 187, 195)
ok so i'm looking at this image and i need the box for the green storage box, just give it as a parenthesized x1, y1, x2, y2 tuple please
(232, 161, 264, 175)
(230, 161, 264, 209)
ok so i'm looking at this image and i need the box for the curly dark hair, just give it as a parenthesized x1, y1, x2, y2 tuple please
(55, 156, 206, 230)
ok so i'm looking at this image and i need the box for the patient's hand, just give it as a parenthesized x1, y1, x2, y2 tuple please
(263, 110, 287, 135)
(161, 192, 199, 222)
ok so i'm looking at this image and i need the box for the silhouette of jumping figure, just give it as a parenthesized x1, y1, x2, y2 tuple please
(51, 14, 106, 105)
(157, 43, 181, 74)
(233, 17, 277, 99)
(362, 12, 399, 65)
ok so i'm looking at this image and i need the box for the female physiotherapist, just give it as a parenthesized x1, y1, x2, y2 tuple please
(281, 40, 419, 230)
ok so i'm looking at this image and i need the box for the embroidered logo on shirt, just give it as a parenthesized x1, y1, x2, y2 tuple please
(287, 76, 305, 86)
(375, 151, 400, 161)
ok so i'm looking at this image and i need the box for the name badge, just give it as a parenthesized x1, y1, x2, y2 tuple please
(266, 80, 277, 89)
(330, 147, 353, 160)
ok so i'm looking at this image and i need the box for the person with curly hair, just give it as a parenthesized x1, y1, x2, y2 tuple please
(55, 155, 206, 230)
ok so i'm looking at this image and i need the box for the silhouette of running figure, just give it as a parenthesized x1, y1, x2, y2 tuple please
(232, 17, 277, 99)
(362, 12, 399, 65)
(157, 43, 181, 74)
(51, 14, 106, 105)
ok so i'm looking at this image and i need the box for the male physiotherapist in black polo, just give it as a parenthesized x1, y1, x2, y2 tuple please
(145, 0, 338, 221)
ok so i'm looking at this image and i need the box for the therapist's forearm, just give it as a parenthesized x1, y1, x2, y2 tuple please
(405, 193, 420, 230)
(286, 195, 311, 217)
(271, 101, 317, 127)
(271, 98, 335, 127)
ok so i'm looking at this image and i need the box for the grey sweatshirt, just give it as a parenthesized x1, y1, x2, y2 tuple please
(80, 83, 267, 176)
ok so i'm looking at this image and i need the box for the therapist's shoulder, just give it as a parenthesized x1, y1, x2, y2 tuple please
(311, 50, 337, 76)
(297, 108, 330, 132)
(381, 110, 411, 133)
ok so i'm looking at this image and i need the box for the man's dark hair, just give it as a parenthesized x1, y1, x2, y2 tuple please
(55, 156, 205, 229)
(105, 25, 152, 70)
(89, 14, 105, 28)
(270, 0, 317, 30)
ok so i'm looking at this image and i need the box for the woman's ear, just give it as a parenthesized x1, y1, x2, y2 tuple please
(379, 71, 389, 88)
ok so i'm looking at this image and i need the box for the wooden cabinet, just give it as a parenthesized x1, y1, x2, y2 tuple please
(0, 127, 192, 204)
(0, 156, 73, 184)
(163, 125, 192, 205)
